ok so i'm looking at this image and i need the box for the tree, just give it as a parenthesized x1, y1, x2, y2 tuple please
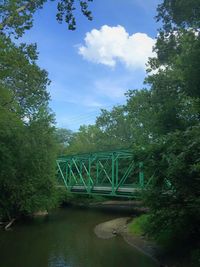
(55, 128, 74, 154)
(0, 0, 93, 37)
(0, 35, 50, 119)
(144, 125, 200, 257)
(140, 1, 200, 264)
(65, 105, 135, 156)
(65, 125, 102, 155)
(96, 106, 132, 149)
(0, 111, 57, 219)
(0, 0, 94, 221)
(0, 20, 58, 220)
(0, 38, 58, 220)
(156, 0, 200, 30)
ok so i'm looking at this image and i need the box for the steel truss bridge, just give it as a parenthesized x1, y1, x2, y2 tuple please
(56, 150, 146, 198)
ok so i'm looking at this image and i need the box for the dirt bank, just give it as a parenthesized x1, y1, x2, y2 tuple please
(94, 217, 130, 239)
(94, 217, 160, 265)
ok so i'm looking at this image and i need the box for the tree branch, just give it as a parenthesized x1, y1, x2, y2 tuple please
(0, 1, 32, 31)
(5, 218, 16, 230)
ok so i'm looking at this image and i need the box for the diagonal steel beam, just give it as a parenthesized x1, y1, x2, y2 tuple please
(116, 160, 135, 190)
(98, 160, 112, 184)
(56, 161, 68, 188)
(72, 158, 89, 193)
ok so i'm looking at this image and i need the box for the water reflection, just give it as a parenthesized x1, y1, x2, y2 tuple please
(0, 208, 158, 267)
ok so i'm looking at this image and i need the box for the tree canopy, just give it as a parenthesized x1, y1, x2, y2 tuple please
(0, 1, 56, 220)
(0, 0, 93, 37)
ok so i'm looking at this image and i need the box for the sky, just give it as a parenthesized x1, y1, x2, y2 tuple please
(19, 0, 162, 131)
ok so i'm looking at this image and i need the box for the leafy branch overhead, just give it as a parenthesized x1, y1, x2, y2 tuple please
(57, 0, 93, 30)
(156, 0, 200, 31)
(0, 0, 93, 37)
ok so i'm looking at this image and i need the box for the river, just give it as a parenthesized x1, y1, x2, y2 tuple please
(0, 207, 158, 267)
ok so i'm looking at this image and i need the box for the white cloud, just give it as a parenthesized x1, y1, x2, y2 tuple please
(78, 25, 156, 70)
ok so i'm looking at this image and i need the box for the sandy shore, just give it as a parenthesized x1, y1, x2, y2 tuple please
(94, 217, 130, 239)
(94, 217, 160, 265)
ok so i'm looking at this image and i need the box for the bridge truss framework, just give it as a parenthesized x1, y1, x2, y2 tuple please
(56, 150, 145, 198)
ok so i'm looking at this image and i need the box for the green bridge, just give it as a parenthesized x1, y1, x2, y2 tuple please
(56, 149, 147, 198)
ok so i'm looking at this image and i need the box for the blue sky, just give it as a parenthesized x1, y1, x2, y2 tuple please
(19, 0, 161, 131)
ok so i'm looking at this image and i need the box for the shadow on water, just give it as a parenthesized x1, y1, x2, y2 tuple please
(0, 207, 158, 267)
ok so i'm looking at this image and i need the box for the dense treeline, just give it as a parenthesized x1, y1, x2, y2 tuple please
(0, 35, 58, 220)
(0, 0, 93, 221)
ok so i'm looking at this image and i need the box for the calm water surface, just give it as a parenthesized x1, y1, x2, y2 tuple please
(0, 207, 158, 267)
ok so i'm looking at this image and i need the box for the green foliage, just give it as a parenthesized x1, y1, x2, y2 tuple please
(64, 125, 103, 155)
(0, 35, 50, 118)
(0, 33, 57, 220)
(141, 2, 200, 264)
(64, 100, 151, 156)
(0, 92, 58, 220)
(156, 0, 200, 30)
(55, 128, 74, 155)
(0, 0, 93, 221)
(96, 105, 132, 148)
(144, 125, 200, 247)
(128, 214, 149, 236)
(57, 0, 93, 31)
(0, 0, 46, 37)
(0, 0, 93, 37)
(55, 186, 106, 206)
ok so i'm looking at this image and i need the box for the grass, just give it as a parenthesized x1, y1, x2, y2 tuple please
(128, 214, 149, 236)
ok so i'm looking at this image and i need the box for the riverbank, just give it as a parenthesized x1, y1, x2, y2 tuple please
(94, 217, 160, 265)
(95, 216, 197, 267)
(94, 216, 194, 267)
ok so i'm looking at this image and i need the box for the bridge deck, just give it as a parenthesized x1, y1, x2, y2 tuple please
(70, 185, 140, 193)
